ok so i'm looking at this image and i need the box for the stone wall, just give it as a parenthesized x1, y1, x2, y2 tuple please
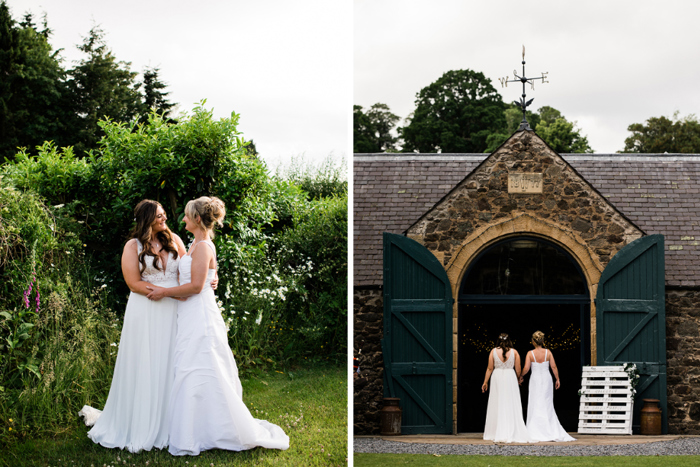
(666, 288, 700, 434)
(353, 288, 384, 434)
(407, 131, 641, 270)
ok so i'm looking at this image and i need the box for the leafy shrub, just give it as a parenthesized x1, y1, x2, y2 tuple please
(276, 193, 347, 360)
(1, 103, 347, 375)
(275, 154, 347, 200)
(0, 184, 120, 442)
(3, 103, 274, 307)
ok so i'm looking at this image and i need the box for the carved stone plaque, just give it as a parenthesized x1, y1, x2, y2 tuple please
(508, 173, 543, 193)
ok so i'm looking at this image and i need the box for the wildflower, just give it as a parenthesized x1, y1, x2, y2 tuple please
(101, 284, 108, 289)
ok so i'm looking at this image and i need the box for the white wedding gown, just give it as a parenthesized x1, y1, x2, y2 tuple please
(483, 348, 532, 443)
(526, 350, 575, 442)
(79, 241, 179, 452)
(168, 240, 289, 456)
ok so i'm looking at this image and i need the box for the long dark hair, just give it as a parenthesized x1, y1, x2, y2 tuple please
(129, 200, 177, 273)
(498, 333, 513, 357)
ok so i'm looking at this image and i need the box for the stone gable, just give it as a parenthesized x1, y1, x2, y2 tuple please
(406, 131, 643, 277)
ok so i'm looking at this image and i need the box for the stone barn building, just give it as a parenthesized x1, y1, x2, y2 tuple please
(354, 129, 700, 436)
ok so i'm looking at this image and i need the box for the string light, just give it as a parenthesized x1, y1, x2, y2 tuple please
(460, 323, 581, 354)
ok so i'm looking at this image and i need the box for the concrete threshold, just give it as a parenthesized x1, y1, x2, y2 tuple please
(355, 433, 694, 446)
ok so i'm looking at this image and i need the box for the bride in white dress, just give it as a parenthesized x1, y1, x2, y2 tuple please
(146, 196, 289, 456)
(79, 200, 187, 452)
(482, 333, 532, 443)
(519, 330, 575, 442)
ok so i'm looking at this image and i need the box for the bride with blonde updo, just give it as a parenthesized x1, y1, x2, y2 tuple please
(146, 196, 289, 455)
(520, 330, 575, 442)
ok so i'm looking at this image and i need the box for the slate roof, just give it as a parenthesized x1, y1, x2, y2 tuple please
(354, 153, 700, 288)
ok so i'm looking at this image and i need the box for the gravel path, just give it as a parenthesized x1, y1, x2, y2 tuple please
(354, 436, 700, 456)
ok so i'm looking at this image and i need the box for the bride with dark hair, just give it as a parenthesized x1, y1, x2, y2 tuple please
(80, 199, 188, 452)
(481, 333, 532, 443)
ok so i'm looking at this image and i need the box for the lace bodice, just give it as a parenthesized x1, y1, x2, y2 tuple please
(493, 348, 515, 370)
(137, 240, 180, 285)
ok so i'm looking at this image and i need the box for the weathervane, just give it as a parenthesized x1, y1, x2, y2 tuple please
(499, 46, 549, 131)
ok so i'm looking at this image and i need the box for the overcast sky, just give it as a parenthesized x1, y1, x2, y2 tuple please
(7, 0, 351, 171)
(355, 0, 700, 154)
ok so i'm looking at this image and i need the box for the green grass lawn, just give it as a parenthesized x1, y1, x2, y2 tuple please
(0, 365, 347, 467)
(354, 453, 700, 466)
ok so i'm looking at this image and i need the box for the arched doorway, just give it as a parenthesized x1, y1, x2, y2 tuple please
(457, 236, 590, 433)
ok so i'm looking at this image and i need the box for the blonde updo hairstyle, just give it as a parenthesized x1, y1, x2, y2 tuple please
(532, 330, 545, 347)
(185, 196, 226, 238)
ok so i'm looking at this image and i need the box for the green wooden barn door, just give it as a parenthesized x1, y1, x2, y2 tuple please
(382, 233, 454, 434)
(596, 234, 667, 433)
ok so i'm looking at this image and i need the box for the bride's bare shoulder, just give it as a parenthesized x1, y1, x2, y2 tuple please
(123, 238, 138, 252)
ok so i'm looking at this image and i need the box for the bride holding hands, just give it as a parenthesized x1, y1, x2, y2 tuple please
(146, 196, 289, 456)
(81, 200, 187, 452)
(481, 333, 532, 443)
(519, 330, 575, 442)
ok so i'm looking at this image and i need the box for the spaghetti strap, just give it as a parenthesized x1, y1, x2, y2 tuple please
(200, 240, 216, 258)
(531, 350, 537, 364)
(188, 240, 215, 257)
(545, 349, 548, 361)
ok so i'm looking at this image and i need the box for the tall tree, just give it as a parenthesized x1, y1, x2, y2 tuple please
(622, 113, 700, 153)
(66, 26, 142, 155)
(0, 0, 20, 158)
(534, 106, 592, 153)
(140, 66, 175, 123)
(353, 103, 399, 153)
(0, 2, 67, 161)
(400, 69, 505, 153)
(484, 104, 541, 152)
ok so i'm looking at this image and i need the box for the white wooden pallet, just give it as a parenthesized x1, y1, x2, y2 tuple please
(578, 366, 633, 434)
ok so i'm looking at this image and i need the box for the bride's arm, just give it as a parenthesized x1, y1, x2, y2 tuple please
(549, 352, 561, 389)
(172, 233, 218, 290)
(146, 242, 212, 300)
(122, 239, 157, 296)
(481, 350, 494, 393)
(520, 352, 532, 382)
(514, 350, 522, 379)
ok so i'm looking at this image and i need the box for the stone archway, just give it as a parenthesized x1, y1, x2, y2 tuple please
(455, 234, 590, 432)
(432, 213, 606, 433)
